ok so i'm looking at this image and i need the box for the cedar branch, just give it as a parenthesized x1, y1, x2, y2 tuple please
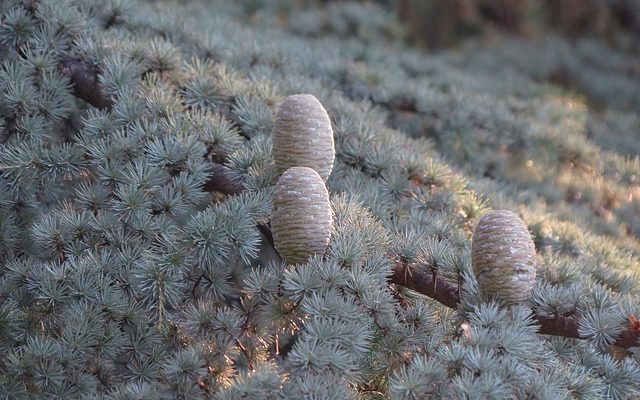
(392, 262, 640, 349)
(214, 167, 640, 349)
(61, 58, 640, 350)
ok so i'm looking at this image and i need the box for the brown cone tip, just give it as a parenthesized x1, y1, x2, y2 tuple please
(273, 94, 335, 182)
(472, 210, 537, 304)
(271, 167, 333, 265)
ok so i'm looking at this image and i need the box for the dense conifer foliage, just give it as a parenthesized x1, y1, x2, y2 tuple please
(1, 0, 640, 398)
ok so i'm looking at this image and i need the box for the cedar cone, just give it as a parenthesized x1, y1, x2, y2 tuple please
(271, 167, 333, 264)
(273, 94, 335, 181)
(472, 210, 537, 304)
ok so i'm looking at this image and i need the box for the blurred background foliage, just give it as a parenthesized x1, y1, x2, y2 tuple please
(394, 0, 640, 51)
(227, 0, 640, 258)
(266, 0, 640, 50)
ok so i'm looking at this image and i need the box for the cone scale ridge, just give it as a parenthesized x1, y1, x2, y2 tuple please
(472, 210, 537, 304)
(271, 167, 333, 264)
(273, 94, 335, 182)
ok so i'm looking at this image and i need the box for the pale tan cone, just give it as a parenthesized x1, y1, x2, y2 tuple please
(273, 94, 335, 182)
(272, 167, 333, 264)
(472, 210, 537, 304)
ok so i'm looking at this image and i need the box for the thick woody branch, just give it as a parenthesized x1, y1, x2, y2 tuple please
(203, 162, 245, 195)
(60, 58, 113, 109)
(60, 58, 640, 350)
(393, 263, 640, 349)
(391, 261, 460, 309)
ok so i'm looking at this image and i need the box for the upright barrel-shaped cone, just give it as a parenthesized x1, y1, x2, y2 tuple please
(273, 94, 335, 181)
(271, 167, 332, 264)
(472, 210, 537, 304)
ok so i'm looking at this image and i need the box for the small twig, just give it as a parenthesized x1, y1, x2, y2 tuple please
(432, 270, 438, 295)
(223, 325, 253, 369)
(234, 336, 251, 365)
(191, 274, 203, 298)
(157, 282, 165, 330)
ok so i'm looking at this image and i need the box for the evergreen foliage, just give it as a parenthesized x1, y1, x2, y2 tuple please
(0, 0, 639, 398)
